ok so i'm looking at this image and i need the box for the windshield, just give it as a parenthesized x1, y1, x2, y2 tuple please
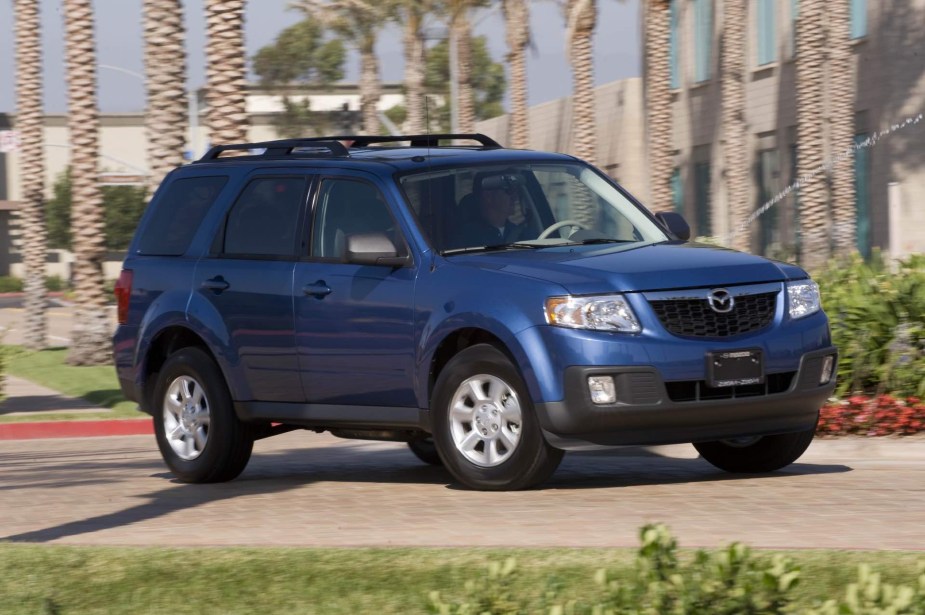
(399, 162, 669, 254)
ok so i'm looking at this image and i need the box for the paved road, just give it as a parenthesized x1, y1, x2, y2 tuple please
(2, 432, 923, 550)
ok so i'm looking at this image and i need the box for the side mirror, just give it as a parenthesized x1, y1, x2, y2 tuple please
(655, 211, 691, 241)
(343, 232, 410, 267)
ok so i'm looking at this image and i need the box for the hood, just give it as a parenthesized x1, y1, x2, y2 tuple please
(448, 241, 805, 294)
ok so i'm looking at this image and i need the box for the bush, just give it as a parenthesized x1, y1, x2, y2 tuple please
(817, 252, 925, 398)
(45, 276, 67, 292)
(428, 526, 925, 614)
(818, 395, 925, 437)
(0, 277, 24, 293)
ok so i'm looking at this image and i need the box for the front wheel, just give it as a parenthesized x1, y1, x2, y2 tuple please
(430, 344, 563, 490)
(152, 347, 254, 483)
(693, 427, 816, 473)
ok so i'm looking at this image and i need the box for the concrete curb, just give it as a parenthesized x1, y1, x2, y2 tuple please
(0, 419, 152, 440)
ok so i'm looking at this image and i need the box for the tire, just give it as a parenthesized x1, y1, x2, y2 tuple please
(152, 347, 254, 483)
(693, 426, 816, 473)
(407, 437, 443, 466)
(430, 344, 563, 490)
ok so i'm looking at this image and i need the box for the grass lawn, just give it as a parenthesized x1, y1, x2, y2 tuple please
(0, 545, 921, 614)
(1, 346, 139, 422)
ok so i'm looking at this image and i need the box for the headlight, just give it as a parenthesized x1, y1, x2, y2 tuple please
(787, 280, 821, 319)
(545, 294, 641, 333)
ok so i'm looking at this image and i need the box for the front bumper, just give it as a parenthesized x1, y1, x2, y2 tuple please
(536, 347, 837, 448)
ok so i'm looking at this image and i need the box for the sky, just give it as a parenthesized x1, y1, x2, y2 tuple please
(0, 0, 641, 115)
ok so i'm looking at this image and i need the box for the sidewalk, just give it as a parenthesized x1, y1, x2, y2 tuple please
(0, 375, 151, 440)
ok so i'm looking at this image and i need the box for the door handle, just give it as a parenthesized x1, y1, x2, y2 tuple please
(201, 276, 230, 293)
(303, 281, 332, 297)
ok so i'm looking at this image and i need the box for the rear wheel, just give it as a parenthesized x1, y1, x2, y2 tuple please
(152, 347, 254, 483)
(431, 344, 563, 490)
(693, 426, 816, 473)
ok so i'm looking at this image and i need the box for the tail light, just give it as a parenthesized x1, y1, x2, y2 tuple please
(114, 269, 133, 325)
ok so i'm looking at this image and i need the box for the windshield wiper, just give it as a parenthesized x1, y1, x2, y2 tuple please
(568, 238, 636, 245)
(441, 242, 543, 256)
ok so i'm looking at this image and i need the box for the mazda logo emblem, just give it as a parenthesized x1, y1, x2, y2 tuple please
(707, 289, 735, 313)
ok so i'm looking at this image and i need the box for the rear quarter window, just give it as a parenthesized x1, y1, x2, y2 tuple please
(136, 176, 228, 255)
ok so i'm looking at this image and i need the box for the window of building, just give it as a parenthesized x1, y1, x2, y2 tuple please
(789, 0, 798, 57)
(757, 0, 777, 66)
(854, 134, 870, 257)
(757, 149, 780, 255)
(851, 0, 867, 39)
(136, 175, 228, 256)
(223, 177, 306, 258)
(670, 0, 680, 88)
(671, 168, 684, 214)
(693, 0, 713, 82)
(694, 162, 711, 236)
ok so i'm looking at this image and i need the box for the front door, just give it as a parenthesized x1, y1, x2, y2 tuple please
(294, 175, 417, 407)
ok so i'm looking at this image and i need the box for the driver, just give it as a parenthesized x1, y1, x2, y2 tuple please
(458, 183, 525, 247)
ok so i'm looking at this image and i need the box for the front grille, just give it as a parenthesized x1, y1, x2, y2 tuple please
(649, 291, 778, 337)
(665, 371, 796, 402)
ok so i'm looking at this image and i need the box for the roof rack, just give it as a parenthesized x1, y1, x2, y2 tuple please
(197, 139, 349, 162)
(195, 133, 502, 163)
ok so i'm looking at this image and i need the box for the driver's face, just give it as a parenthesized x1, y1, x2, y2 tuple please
(481, 188, 516, 226)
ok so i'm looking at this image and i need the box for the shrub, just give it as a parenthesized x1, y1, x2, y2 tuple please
(818, 395, 925, 437)
(0, 277, 23, 293)
(45, 276, 68, 292)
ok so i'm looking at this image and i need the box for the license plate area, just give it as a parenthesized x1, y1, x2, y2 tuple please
(706, 349, 764, 388)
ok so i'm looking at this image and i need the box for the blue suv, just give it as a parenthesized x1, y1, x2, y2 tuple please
(113, 134, 837, 490)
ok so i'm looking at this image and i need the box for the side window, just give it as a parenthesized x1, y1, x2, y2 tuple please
(136, 175, 228, 255)
(311, 178, 399, 259)
(222, 177, 306, 258)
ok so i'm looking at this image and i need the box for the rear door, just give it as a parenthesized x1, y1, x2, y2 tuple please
(191, 172, 311, 402)
(293, 172, 417, 407)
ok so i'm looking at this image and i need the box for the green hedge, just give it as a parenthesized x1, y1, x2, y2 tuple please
(429, 525, 925, 614)
(817, 252, 925, 398)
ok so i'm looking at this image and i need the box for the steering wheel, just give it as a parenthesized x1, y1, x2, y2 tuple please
(538, 219, 587, 240)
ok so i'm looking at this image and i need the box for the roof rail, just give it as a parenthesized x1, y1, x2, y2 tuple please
(196, 139, 349, 162)
(341, 134, 502, 148)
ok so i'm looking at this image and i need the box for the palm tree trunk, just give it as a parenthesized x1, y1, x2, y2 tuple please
(358, 35, 381, 134)
(450, 8, 476, 133)
(795, 0, 830, 272)
(828, 0, 856, 257)
(64, 0, 110, 365)
(15, 0, 48, 351)
(205, 0, 248, 146)
(644, 0, 673, 212)
(403, 10, 426, 134)
(503, 0, 530, 149)
(566, 0, 597, 166)
(144, 0, 188, 193)
(722, 0, 749, 251)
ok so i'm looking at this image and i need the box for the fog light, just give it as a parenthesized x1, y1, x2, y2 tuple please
(588, 376, 616, 404)
(820, 355, 835, 385)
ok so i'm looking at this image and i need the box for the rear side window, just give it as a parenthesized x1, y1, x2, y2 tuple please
(222, 176, 306, 257)
(136, 176, 228, 255)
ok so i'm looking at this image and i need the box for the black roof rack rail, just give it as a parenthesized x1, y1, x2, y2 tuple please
(196, 139, 349, 162)
(339, 133, 502, 148)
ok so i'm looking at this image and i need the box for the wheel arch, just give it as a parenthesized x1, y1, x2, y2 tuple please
(140, 325, 223, 413)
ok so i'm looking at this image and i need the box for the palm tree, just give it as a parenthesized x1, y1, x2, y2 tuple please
(205, 0, 248, 146)
(297, 0, 395, 135)
(644, 0, 673, 212)
(14, 0, 48, 351)
(445, 0, 489, 133)
(144, 0, 188, 192)
(828, 0, 856, 257)
(722, 0, 749, 251)
(502, 0, 530, 149)
(565, 0, 597, 165)
(394, 0, 433, 134)
(795, 0, 829, 272)
(64, 0, 110, 365)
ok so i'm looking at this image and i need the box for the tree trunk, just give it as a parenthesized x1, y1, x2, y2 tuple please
(205, 0, 248, 147)
(566, 0, 597, 166)
(644, 0, 673, 212)
(722, 0, 750, 251)
(15, 0, 48, 351)
(451, 9, 475, 133)
(403, 10, 426, 134)
(503, 0, 530, 149)
(359, 36, 381, 134)
(144, 0, 188, 194)
(828, 0, 856, 257)
(64, 0, 110, 365)
(795, 0, 830, 272)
